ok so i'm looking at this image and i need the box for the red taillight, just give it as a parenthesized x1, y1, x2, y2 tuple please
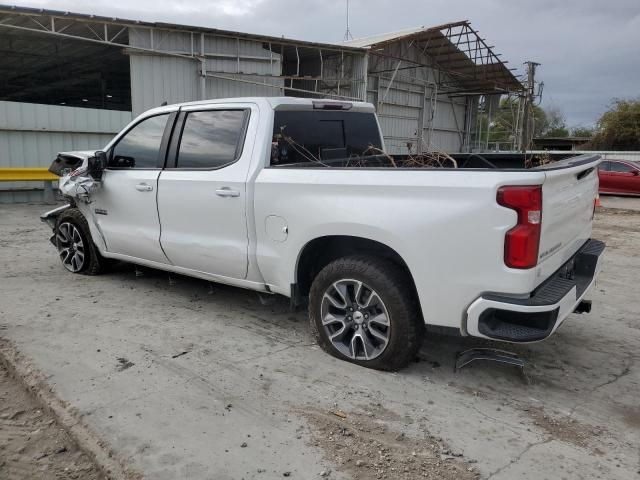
(497, 186, 542, 269)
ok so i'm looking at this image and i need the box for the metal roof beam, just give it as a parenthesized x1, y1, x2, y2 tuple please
(0, 5, 365, 54)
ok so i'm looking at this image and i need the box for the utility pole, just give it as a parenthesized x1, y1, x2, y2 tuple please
(343, 0, 353, 41)
(519, 61, 540, 152)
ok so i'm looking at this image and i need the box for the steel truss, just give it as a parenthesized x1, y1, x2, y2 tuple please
(0, 5, 367, 103)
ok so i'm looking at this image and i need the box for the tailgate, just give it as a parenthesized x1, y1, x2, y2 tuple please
(537, 155, 600, 276)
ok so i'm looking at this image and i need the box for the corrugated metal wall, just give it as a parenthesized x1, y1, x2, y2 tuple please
(0, 101, 131, 203)
(129, 54, 201, 116)
(127, 27, 368, 115)
(366, 42, 471, 155)
(129, 27, 285, 116)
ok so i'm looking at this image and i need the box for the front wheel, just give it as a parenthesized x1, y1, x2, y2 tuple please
(309, 255, 424, 371)
(55, 208, 105, 275)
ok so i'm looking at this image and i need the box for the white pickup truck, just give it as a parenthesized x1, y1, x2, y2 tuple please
(42, 97, 605, 370)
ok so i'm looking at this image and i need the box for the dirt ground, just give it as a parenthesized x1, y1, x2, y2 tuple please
(599, 194, 640, 211)
(0, 362, 105, 479)
(302, 406, 478, 480)
(0, 202, 639, 480)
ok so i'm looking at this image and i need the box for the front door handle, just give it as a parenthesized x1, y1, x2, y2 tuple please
(135, 183, 153, 192)
(215, 187, 240, 198)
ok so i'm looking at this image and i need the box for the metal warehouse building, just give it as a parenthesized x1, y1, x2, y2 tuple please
(0, 5, 522, 201)
(344, 23, 523, 153)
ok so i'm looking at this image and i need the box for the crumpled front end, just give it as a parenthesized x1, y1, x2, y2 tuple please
(40, 151, 103, 237)
(49, 151, 102, 202)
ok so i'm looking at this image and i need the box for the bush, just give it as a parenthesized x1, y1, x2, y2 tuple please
(588, 98, 640, 150)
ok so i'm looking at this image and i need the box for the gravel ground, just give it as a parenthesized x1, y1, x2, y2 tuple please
(302, 406, 478, 480)
(0, 200, 638, 480)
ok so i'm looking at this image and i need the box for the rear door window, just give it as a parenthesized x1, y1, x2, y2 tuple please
(609, 162, 633, 173)
(598, 161, 610, 171)
(271, 111, 382, 165)
(175, 110, 247, 169)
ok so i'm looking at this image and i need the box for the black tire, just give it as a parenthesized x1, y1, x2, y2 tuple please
(55, 208, 105, 275)
(309, 255, 424, 371)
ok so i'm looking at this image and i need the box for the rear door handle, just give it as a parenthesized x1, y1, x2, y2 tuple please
(215, 187, 240, 198)
(135, 183, 153, 192)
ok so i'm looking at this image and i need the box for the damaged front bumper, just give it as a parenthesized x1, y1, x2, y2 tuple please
(40, 150, 104, 235)
(40, 204, 72, 230)
(41, 150, 106, 251)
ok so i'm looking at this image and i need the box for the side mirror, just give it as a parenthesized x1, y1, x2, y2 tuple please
(633, 170, 639, 176)
(88, 151, 107, 181)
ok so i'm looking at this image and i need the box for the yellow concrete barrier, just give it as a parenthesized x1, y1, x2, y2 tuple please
(0, 168, 59, 182)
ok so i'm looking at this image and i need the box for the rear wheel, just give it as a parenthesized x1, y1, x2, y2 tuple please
(55, 209, 105, 275)
(309, 255, 424, 371)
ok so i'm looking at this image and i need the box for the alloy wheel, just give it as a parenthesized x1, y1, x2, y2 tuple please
(320, 279, 391, 360)
(57, 222, 85, 272)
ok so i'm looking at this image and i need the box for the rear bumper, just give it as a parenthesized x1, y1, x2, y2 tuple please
(466, 239, 605, 342)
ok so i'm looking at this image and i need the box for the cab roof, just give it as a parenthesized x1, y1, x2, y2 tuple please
(142, 97, 376, 117)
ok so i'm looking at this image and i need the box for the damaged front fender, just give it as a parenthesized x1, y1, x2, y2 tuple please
(48, 151, 103, 202)
(41, 150, 104, 239)
(49, 151, 95, 177)
(40, 204, 72, 230)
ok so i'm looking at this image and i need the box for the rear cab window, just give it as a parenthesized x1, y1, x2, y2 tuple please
(270, 110, 382, 166)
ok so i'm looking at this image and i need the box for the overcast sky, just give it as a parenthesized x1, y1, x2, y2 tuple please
(23, 0, 640, 127)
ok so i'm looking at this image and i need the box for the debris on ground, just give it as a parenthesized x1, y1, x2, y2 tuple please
(302, 407, 479, 480)
(115, 357, 134, 371)
(526, 407, 606, 451)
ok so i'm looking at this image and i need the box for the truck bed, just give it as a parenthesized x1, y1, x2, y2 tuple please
(271, 152, 592, 171)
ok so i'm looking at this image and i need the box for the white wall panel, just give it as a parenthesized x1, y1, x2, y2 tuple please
(127, 28, 367, 114)
(0, 101, 130, 135)
(129, 28, 286, 116)
(129, 54, 200, 116)
(529, 151, 640, 162)
(0, 101, 131, 202)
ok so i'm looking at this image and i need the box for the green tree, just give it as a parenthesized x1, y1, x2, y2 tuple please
(544, 126, 570, 137)
(478, 98, 573, 146)
(540, 106, 568, 137)
(487, 98, 516, 143)
(588, 98, 640, 150)
(571, 126, 594, 138)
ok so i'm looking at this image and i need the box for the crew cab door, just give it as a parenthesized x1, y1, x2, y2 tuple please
(157, 104, 255, 279)
(90, 112, 175, 263)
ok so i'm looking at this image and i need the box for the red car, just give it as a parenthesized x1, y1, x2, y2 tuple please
(598, 159, 640, 196)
